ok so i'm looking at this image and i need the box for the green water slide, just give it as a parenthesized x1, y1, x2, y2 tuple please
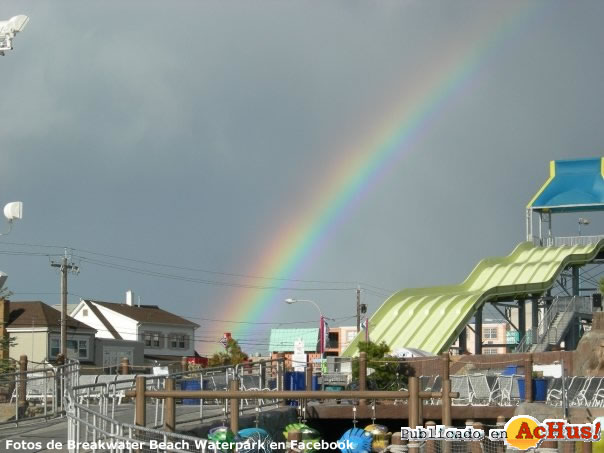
(342, 240, 604, 357)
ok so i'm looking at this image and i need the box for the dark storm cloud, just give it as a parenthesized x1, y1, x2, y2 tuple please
(1, 1, 604, 351)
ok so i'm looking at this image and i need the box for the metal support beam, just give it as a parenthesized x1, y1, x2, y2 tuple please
(524, 356, 533, 403)
(531, 298, 539, 344)
(572, 266, 580, 296)
(518, 300, 526, 344)
(458, 328, 467, 354)
(492, 304, 519, 332)
(474, 306, 482, 355)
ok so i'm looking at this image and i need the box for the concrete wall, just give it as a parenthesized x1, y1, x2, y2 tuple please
(9, 330, 48, 363)
(95, 338, 144, 367)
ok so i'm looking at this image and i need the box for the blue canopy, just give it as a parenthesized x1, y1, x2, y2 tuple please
(527, 158, 604, 213)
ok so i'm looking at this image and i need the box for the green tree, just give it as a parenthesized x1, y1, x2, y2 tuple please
(352, 340, 409, 390)
(599, 277, 604, 295)
(208, 338, 248, 367)
(0, 292, 17, 374)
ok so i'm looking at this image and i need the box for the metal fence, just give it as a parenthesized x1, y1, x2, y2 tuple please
(64, 358, 288, 452)
(0, 359, 78, 426)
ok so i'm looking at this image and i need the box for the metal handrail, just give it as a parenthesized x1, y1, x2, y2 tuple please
(552, 235, 604, 247)
(516, 296, 589, 353)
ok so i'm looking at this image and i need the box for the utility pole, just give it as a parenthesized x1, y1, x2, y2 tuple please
(356, 286, 361, 333)
(51, 250, 79, 358)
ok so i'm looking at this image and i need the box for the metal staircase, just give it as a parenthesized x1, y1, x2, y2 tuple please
(516, 296, 592, 353)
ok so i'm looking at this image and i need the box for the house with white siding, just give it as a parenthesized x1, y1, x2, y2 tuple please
(70, 291, 199, 364)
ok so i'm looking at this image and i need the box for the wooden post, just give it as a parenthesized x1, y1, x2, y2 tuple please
(277, 353, 285, 391)
(287, 430, 302, 453)
(524, 356, 533, 403)
(441, 378, 452, 426)
(441, 352, 450, 381)
(259, 362, 266, 390)
(425, 421, 437, 453)
(135, 376, 146, 427)
(496, 416, 506, 453)
(305, 363, 313, 390)
(359, 352, 367, 406)
(229, 379, 239, 434)
(18, 355, 27, 407)
(181, 356, 188, 373)
(304, 363, 313, 415)
(471, 422, 483, 453)
(408, 377, 420, 452)
(540, 439, 558, 450)
(583, 441, 593, 453)
(164, 378, 175, 432)
(408, 376, 420, 429)
(120, 357, 130, 375)
(562, 442, 575, 453)
(55, 354, 64, 410)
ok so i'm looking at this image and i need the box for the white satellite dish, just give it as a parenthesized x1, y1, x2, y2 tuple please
(0, 15, 29, 56)
(4, 201, 23, 221)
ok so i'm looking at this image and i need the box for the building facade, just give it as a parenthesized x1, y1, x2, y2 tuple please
(71, 294, 199, 364)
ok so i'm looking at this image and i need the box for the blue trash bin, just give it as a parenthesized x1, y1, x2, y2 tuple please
(293, 371, 305, 390)
(503, 366, 518, 376)
(312, 375, 320, 391)
(284, 371, 293, 390)
(285, 371, 306, 390)
(181, 379, 201, 405)
(517, 378, 547, 401)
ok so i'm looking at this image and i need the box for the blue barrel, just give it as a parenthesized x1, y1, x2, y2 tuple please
(517, 378, 547, 401)
(181, 379, 201, 405)
(284, 371, 293, 390)
(293, 371, 305, 390)
(312, 375, 320, 391)
(285, 371, 306, 390)
(503, 365, 518, 376)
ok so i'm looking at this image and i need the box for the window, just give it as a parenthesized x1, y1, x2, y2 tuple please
(79, 340, 87, 358)
(50, 337, 88, 359)
(483, 328, 498, 340)
(83, 309, 88, 317)
(169, 334, 188, 350)
(143, 332, 162, 348)
(50, 338, 60, 358)
(483, 348, 498, 355)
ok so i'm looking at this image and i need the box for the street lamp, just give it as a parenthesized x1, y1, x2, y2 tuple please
(0, 15, 29, 56)
(284, 298, 325, 359)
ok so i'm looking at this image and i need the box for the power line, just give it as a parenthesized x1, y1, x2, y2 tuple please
(0, 241, 392, 293)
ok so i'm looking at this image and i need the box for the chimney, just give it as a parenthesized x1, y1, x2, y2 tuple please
(126, 290, 135, 307)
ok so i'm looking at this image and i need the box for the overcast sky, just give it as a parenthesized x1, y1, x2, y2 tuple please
(2, 1, 604, 354)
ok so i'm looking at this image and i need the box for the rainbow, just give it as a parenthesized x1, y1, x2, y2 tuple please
(213, 3, 536, 346)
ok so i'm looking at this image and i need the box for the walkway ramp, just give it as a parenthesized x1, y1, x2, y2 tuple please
(342, 240, 604, 357)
